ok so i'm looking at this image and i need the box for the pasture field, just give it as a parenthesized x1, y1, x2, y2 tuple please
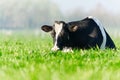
(0, 33, 120, 80)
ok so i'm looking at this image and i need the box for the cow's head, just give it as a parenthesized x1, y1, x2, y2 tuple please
(41, 21, 78, 51)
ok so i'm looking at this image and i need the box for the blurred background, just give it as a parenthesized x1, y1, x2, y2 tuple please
(0, 0, 120, 37)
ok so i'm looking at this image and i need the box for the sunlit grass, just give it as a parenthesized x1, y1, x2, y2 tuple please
(0, 34, 120, 80)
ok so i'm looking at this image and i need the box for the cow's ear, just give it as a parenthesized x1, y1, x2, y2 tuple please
(68, 26, 78, 32)
(41, 25, 53, 32)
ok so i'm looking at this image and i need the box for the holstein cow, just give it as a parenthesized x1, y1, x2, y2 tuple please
(41, 16, 116, 52)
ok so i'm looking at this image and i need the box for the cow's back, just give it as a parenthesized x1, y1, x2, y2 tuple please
(67, 18, 102, 49)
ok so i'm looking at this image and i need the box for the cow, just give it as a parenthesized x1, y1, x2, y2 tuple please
(41, 16, 116, 52)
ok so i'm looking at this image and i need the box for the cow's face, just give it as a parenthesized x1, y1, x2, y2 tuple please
(41, 21, 78, 51)
(41, 21, 69, 51)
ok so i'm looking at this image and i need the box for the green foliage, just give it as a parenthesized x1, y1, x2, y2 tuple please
(0, 34, 120, 80)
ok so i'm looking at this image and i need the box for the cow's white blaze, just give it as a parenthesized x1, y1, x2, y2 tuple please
(88, 16, 106, 49)
(51, 23, 63, 51)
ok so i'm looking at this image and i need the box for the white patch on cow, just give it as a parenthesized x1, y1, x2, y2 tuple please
(62, 47, 73, 53)
(88, 16, 93, 18)
(88, 16, 106, 49)
(51, 23, 63, 51)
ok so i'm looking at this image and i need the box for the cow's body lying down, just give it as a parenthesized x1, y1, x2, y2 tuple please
(41, 16, 116, 52)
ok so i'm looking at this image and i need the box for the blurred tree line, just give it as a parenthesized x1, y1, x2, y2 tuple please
(0, 0, 120, 30)
(0, 0, 63, 29)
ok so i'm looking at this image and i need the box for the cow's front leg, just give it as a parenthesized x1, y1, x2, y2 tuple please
(62, 47, 73, 53)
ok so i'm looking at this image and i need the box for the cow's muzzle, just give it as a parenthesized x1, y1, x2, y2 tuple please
(51, 46, 60, 51)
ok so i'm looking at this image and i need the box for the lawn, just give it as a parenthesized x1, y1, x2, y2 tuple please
(0, 33, 120, 80)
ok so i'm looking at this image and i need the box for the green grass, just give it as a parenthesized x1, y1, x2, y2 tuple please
(0, 34, 120, 80)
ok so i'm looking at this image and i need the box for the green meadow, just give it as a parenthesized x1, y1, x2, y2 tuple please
(0, 33, 120, 80)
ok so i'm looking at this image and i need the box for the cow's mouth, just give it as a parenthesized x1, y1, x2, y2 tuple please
(51, 46, 60, 51)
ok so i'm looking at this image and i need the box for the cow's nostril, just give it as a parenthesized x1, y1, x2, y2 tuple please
(51, 46, 60, 51)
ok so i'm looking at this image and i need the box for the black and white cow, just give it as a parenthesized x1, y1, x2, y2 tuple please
(41, 16, 116, 52)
